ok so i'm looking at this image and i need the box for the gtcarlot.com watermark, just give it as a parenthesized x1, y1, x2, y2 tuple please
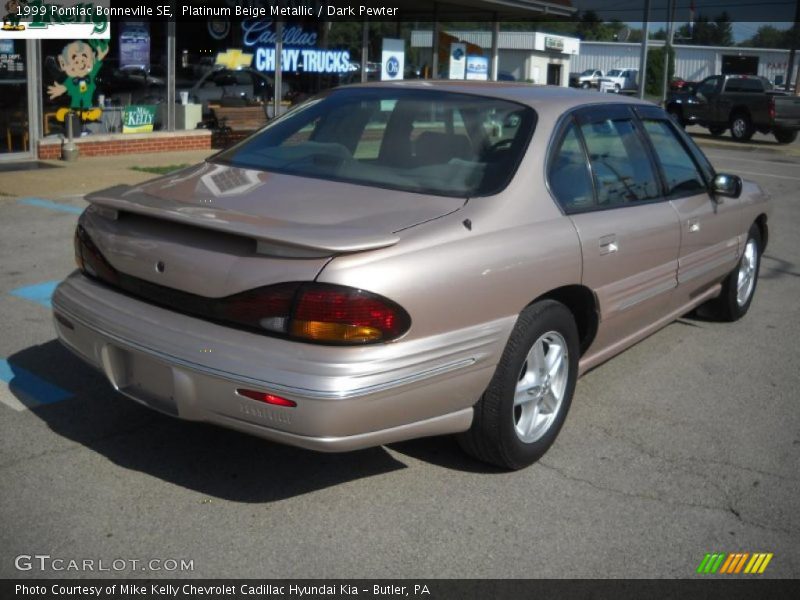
(14, 554, 194, 573)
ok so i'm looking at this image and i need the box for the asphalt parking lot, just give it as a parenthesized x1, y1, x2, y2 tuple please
(0, 144, 798, 579)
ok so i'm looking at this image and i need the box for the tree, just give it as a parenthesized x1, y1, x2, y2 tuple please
(740, 25, 791, 49)
(576, 10, 604, 41)
(650, 28, 668, 41)
(675, 12, 734, 46)
(645, 46, 675, 96)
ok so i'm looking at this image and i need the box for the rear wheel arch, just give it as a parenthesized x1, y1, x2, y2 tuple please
(527, 285, 598, 355)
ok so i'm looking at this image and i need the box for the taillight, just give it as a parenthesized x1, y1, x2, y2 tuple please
(768, 97, 776, 121)
(291, 285, 408, 343)
(75, 225, 119, 285)
(74, 226, 411, 345)
(220, 282, 411, 344)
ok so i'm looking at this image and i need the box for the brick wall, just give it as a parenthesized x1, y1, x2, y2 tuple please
(38, 131, 212, 160)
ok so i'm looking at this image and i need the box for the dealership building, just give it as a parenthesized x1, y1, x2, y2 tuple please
(573, 40, 799, 87)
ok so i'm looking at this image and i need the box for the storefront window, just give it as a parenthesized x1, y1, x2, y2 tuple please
(41, 19, 167, 137)
(0, 39, 29, 154)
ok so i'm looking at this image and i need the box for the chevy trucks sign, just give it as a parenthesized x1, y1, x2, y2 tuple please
(243, 20, 352, 75)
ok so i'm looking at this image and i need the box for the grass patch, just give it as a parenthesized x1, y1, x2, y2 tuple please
(130, 164, 189, 175)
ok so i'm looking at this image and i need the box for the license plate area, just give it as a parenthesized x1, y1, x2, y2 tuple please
(104, 345, 179, 416)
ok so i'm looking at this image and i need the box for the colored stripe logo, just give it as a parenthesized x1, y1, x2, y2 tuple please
(697, 552, 773, 574)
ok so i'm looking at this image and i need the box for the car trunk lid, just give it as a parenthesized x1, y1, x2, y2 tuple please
(81, 162, 464, 297)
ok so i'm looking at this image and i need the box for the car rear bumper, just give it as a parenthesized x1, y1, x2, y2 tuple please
(52, 272, 513, 451)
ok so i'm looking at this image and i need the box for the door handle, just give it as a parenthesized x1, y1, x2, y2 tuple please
(688, 219, 700, 233)
(599, 234, 618, 255)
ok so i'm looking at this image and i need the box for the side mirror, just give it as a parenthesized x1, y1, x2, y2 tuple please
(712, 173, 742, 200)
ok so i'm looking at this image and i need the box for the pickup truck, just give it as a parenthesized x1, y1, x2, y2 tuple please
(666, 74, 800, 144)
(569, 69, 603, 89)
(599, 68, 639, 93)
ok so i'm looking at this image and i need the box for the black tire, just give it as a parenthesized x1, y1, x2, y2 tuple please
(614, 83, 621, 93)
(581, 82, 590, 90)
(730, 112, 754, 142)
(458, 300, 579, 470)
(774, 128, 798, 144)
(708, 224, 762, 322)
(709, 125, 726, 137)
(667, 106, 685, 129)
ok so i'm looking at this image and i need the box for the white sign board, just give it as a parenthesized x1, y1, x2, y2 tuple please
(449, 43, 466, 80)
(466, 55, 488, 81)
(381, 38, 405, 81)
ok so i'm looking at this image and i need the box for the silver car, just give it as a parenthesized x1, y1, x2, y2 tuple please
(53, 82, 769, 469)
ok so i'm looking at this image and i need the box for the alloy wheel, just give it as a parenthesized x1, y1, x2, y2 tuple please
(513, 331, 569, 443)
(737, 238, 758, 307)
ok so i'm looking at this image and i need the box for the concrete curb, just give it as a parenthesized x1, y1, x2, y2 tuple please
(691, 137, 800, 156)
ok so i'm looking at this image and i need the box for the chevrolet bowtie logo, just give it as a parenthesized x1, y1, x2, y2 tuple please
(215, 49, 253, 70)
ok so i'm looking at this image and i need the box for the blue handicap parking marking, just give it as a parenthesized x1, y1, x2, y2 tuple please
(0, 358, 72, 409)
(17, 197, 83, 215)
(10, 281, 60, 308)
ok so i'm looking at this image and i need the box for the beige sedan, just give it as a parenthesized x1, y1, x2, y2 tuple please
(52, 82, 769, 469)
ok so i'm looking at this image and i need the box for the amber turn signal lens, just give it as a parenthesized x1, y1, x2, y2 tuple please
(290, 320, 383, 343)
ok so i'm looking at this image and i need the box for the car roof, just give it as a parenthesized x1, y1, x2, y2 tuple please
(338, 80, 651, 111)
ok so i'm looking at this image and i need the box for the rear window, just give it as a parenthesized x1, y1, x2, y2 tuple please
(724, 77, 765, 93)
(214, 88, 536, 197)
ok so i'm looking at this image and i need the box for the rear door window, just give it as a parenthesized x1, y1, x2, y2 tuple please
(548, 120, 594, 212)
(698, 76, 722, 96)
(577, 109, 661, 206)
(641, 118, 708, 198)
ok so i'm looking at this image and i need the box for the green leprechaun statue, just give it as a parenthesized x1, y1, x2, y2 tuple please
(47, 39, 110, 122)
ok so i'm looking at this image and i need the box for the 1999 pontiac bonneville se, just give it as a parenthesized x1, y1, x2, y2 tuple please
(53, 82, 770, 469)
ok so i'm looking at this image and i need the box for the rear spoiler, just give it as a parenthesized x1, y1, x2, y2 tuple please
(85, 185, 401, 255)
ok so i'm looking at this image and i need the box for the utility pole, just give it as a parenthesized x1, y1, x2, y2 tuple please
(637, 0, 651, 99)
(660, 0, 677, 105)
(786, 0, 800, 92)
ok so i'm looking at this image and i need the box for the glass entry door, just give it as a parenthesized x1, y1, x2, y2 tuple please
(0, 38, 33, 158)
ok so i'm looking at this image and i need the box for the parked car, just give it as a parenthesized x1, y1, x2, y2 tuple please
(179, 67, 291, 115)
(670, 77, 696, 92)
(666, 74, 800, 143)
(600, 68, 639, 93)
(53, 84, 770, 470)
(570, 69, 604, 89)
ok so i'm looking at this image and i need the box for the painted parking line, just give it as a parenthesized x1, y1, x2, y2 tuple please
(9, 281, 59, 308)
(0, 358, 72, 411)
(17, 197, 83, 215)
